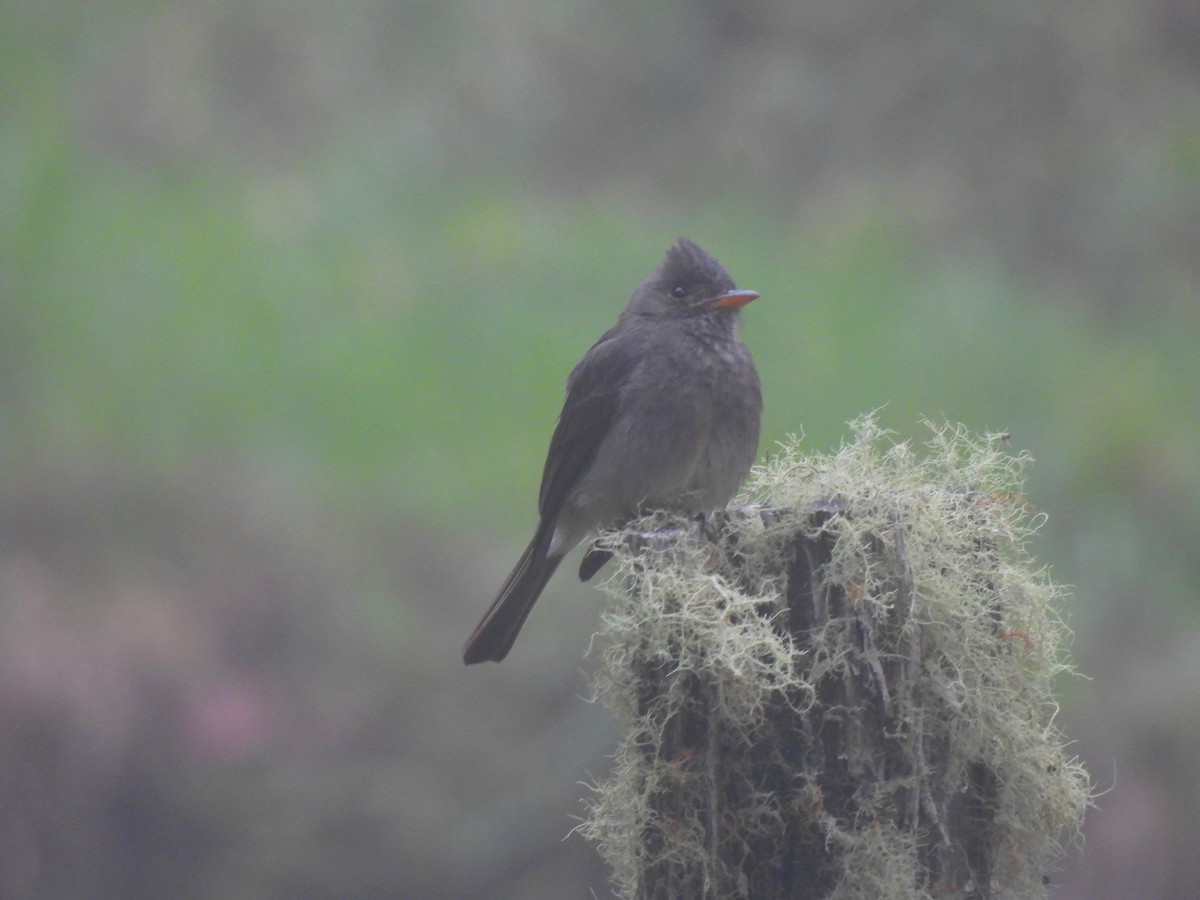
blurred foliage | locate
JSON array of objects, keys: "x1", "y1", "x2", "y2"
[{"x1": 1, "y1": 0, "x2": 1199, "y2": 898}]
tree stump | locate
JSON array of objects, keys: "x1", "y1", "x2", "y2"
[{"x1": 582, "y1": 424, "x2": 1089, "y2": 900}]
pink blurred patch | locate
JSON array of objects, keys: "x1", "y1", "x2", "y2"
[{"x1": 186, "y1": 679, "x2": 277, "y2": 764}]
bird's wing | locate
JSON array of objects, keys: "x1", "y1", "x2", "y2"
[{"x1": 537, "y1": 326, "x2": 643, "y2": 521}]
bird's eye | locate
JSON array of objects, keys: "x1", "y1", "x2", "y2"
[{"x1": 671, "y1": 285, "x2": 687, "y2": 298}]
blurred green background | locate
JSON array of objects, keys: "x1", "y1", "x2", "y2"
[{"x1": 2, "y1": 1, "x2": 1198, "y2": 897}]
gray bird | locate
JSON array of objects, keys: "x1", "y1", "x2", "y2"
[{"x1": 462, "y1": 238, "x2": 762, "y2": 664}]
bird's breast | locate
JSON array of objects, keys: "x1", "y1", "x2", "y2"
[{"x1": 563, "y1": 328, "x2": 760, "y2": 527}]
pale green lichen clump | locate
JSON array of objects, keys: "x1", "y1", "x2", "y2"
[{"x1": 582, "y1": 416, "x2": 1090, "y2": 900}]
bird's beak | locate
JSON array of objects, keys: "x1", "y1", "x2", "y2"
[{"x1": 701, "y1": 289, "x2": 760, "y2": 310}]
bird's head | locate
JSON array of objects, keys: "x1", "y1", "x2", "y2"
[{"x1": 626, "y1": 238, "x2": 759, "y2": 320}]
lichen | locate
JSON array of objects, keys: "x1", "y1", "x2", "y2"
[{"x1": 581, "y1": 416, "x2": 1090, "y2": 899}]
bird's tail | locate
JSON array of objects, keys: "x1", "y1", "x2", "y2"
[{"x1": 462, "y1": 526, "x2": 562, "y2": 664}]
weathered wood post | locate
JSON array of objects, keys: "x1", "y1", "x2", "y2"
[{"x1": 583, "y1": 422, "x2": 1088, "y2": 900}]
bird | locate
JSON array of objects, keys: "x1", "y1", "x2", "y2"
[{"x1": 462, "y1": 238, "x2": 762, "y2": 664}]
